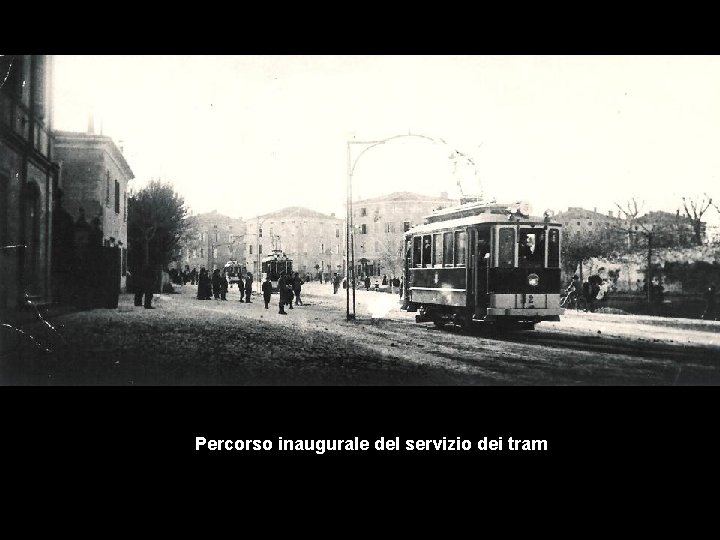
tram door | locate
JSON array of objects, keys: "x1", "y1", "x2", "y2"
[{"x1": 473, "y1": 227, "x2": 491, "y2": 312}]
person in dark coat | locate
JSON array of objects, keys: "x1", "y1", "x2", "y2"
[
  {"x1": 211, "y1": 269, "x2": 221, "y2": 299},
  {"x1": 191, "y1": 267, "x2": 197, "y2": 285},
  {"x1": 277, "y1": 271, "x2": 288, "y2": 314},
  {"x1": 220, "y1": 270, "x2": 229, "y2": 300},
  {"x1": 292, "y1": 272, "x2": 304, "y2": 305},
  {"x1": 142, "y1": 264, "x2": 155, "y2": 309},
  {"x1": 244, "y1": 272, "x2": 253, "y2": 303},
  {"x1": 262, "y1": 275, "x2": 273, "y2": 309},
  {"x1": 333, "y1": 273, "x2": 340, "y2": 294},
  {"x1": 702, "y1": 283, "x2": 717, "y2": 320},
  {"x1": 364, "y1": 276, "x2": 371, "y2": 291},
  {"x1": 197, "y1": 268, "x2": 210, "y2": 300}
]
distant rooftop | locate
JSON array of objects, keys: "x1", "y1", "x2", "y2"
[
  {"x1": 257, "y1": 206, "x2": 339, "y2": 220},
  {"x1": 355, "y1": 191, "x2": 452, "y2": 204}
]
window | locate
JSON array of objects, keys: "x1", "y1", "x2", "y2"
[
  {"x1": 200, "y1": 248, "x2": 204, "y2": 258},
  {"x1": 548, "y1": 229, "x2": 560, "y2": 268},
  {"x1": 498, "y1": 228, "x2": 515, "y2": 268},
  {"x1": 477, "y1": 230, "x2": 490, "y2": 265},
  {"x1": 360, "y1": 224, "x2": 367, "y2": 234},
  {"x1": 432, "y1": 234, "x2": 442, "y2": 266},
  {"x1": 403, "y1": 221, "x2": 411, "y2": 232},
  {"x1": 577, "y1": 221, "x2": 581, "y2": 226},
  {"x1": 213, "y1": 248, "x2": 218, "y2": 258},
  {"x1": 454, "y1": 230, "x2": 467, "y2": 267},
  {"x1": 249, "y1": 245, "x2": 253, "y2": 255},
  {"x1": 588, "y1": 222, "x2": 593, "y2": 226},
  {"x1": 443, "y1": 232, "x2": 454, "y2": 266},
  {"x1": 215, "y1": 231, "x2": 218, "y2": 242},
  {"x1": 336, "y1": 228, "x2": 340, "y2": 238},
  {"x1": 385, "y1": 222, "x2": 395, "y2": 234},
  {"x1": 412, "y1": 237, "x2": 422, "y2": 267},
  {"x1": 259, "y1": 227, "x2": 263, "y2": 238},
  {"x1": 105, "y1": 171, "x2": 110, "y2": 206},
  {"x1": 422, "y1": 235, "x2": 432, "y2": 267},
  {"x1": 259, "y1": 245, "x2": 263, "y2": 255},
  {"x1": 360, "y1": 208, "x2": 367, "y2": 217},
  {"x1": 114, "y1": 180, "x2": 120, "y2": 214}
]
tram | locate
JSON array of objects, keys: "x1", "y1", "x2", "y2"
[
  {"x1": 403, "y1": 201, "x2": 564, "y2": 330},
  {"x1": 223, "y1": 260, "x2": 246, "y2": 288},
  {"x1": 261, "y1": 249, "x2": 293, "y2": 293}
]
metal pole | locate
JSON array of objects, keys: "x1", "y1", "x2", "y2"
[{"x1": 346, "y1": 142, "x2": 352, "y2": 320}]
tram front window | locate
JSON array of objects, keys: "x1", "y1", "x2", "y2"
[{"x1": 519, "y1": 229, "x2": 544, "y2": 268}]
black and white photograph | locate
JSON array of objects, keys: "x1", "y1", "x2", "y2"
[{"x1": 2, "y1": 55, "x2": 720, "y2": 386}]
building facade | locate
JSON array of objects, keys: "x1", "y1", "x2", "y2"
[
  {"x1": 179, "y1": 210, "x2": 246, "y2": 273},
  {"x1": 553, "y1": 207, "x2": 620, "y2": 238},
  {"x1": 53, "y1": 129, "x2": 135, "y2": 290},
  {"x1": 350, "y1": 191, "x2": 457, "y2": 278},
  {"x1": 0, "y1": 55, "x2": 58, "y2": 310},
  {"x1": 246, "y1": 207, "x2": 344, "y2": 281}
]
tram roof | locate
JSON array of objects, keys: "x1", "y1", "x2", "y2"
[{"x1": 406, "y1": 213, "x2": 561, "y2": 235}]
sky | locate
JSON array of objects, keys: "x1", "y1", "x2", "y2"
[{"x1": 52, "y1": 55, "x2": 720, "y2": 225}]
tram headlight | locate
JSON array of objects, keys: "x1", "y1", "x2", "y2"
[{"x1": 528, "y1": 273, "x2": 539, "y2": 287}]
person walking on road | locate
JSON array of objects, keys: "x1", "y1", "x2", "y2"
[
  {"x1": 211, "y1": 269, "x2": 221, "y2": 300},
  {"x1": 278, "y1": 271, "x2": 288, "y2": 314},
  {"x1": 262, "y1": 275, "x2": 273, "y2": 309},
  {"x1": 220, "y1": 270, "x2": 229, "y2": 301},
  {"x1": 142, "y1": 264, "x2": 155, "y2": 309},
  {"x1": 244, "y1": 272, "x2": 253, "y2": 303},
  {"x1": 292, "y1": 272, "x2": 304, "y2": 305}
]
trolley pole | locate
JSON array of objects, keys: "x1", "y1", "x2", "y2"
[{"x1": 346, "y1": 142, "x2": 353, "y2": 320}]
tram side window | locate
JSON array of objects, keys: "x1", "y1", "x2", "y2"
[
  {"x1": 498, "y1": 228, "x2": 515, "y2": 268},
  {"x1": 477, "y1": 229, "x2": 490, "y2": 265},
  {"x1": 443, "y1": 232, "x2": 453, "y2": 266},
  {"x1": 454, "y1": 230, "x2": 467, "y2": 267},
  {"x1": 422, "y1": 235, "x2": 432, "y2": 267},
  {"x1": 432, "y1": 234, "x2": 442, "y2": 266},
  {"x1": 548, "y1": 228, "x2": 560, "y2": 268},
  {"x1": 413, "y1": 237, "x2": 422, "y2": 267}
]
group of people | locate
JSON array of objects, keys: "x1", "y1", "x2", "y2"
[
  {"x1": 196, "y1": 268, "x2": 253, "y2": 303},
  {"x1": 273, "y1": 271, "x2": 304, "y2": 314},
  {"x1": 566, "y1": 274, "x2": 610, "y2": 313}
]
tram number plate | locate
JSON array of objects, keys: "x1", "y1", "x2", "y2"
[{"x1": 518, "y1": 294, "x2": 546, "y2": 309}]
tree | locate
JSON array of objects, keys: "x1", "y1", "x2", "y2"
[
  {"x1": 377, "y1": 236, "x2": 404, "y2": 279},
  {"x1": 561, "y1": 224, "x2": 625, "y2": 284},
  {"x1": 128, "y1": 180, "x2": 188, "y2": 270},
  {"x1": 681, "y1": 194, "x2": 712, "y2": 245}
]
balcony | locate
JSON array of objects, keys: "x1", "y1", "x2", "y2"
[{"x1": 0, "y1": 92, "x2": 51, "y2": 159}]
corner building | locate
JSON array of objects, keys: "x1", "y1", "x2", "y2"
[{"x1": 0, "y1": 55, "x2": 58, "y2": 310}]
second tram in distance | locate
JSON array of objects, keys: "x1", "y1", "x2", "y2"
[
  {"x1": 403, "y1": 201, "x2": 564, "y2": 330},
  {"x1": 261, "y1": 249, "x2": 293, "y2": 293}
]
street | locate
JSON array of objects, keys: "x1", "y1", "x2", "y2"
[{"x1": 2, "y1": 281, "x2": 720, "y2": 385}]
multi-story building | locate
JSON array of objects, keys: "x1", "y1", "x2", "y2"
[
  {"x1": 553, "y1": 207, "x2": 620, "y2": 238},
  {"x1": 0, "y1": 55, "x2": 59, "y2": 310},
  {"x1": 246, "y1": 207, "x2": 344, "y2": 280},
  {"x1": 350, "y1": 191, "x2": 457, "y2": 278},
  {"x1": 53, "y1": 128, "x2": 134, "y2": 290},
  {"x1": 179, "y1": 210, "x2": 246, "y2": 272}
]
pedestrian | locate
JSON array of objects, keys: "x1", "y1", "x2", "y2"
[
  {"x1": 220, "y1": 270, "x2": 229, "y2": 300},
  {"x1": 262, "y1": 275, "x2": 273, "y2": 309},
  {"x1": 364, "y1": 275, "x2": 370, "y2": 291},
  {"x1": 142, "y1": 264, "x2": 155, "y2": 309},
  {"x1": 382, "y1": 274, "x2": 388, "y2": 286},
  {"x1": 292, "y1": 272, "x2": 304, "y2": 305},
  {"x1": 333, "y1": 273, "x2": 340, "y2": 294},
  {"x1": 197, "y1": 268, "x2": 210, "y2": 300},
  {"x1": 244, "y1": 272, "x2": 253, "y2": 303},
  {"x1": 702, "y1": 283, "x2": 717, "y2": 320},
  {"x1": 133, "y1": 267, "x2": 144, "y2": 307},
  {"x1": 212, "y1": 269, "x2": 221, "y2": 299},
  {"x1": 191, "y1": 267, "x2": 197, "y2": 285},
  {"x1": 278, "y1": 271, "x2": 288, "y2": 314}
]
